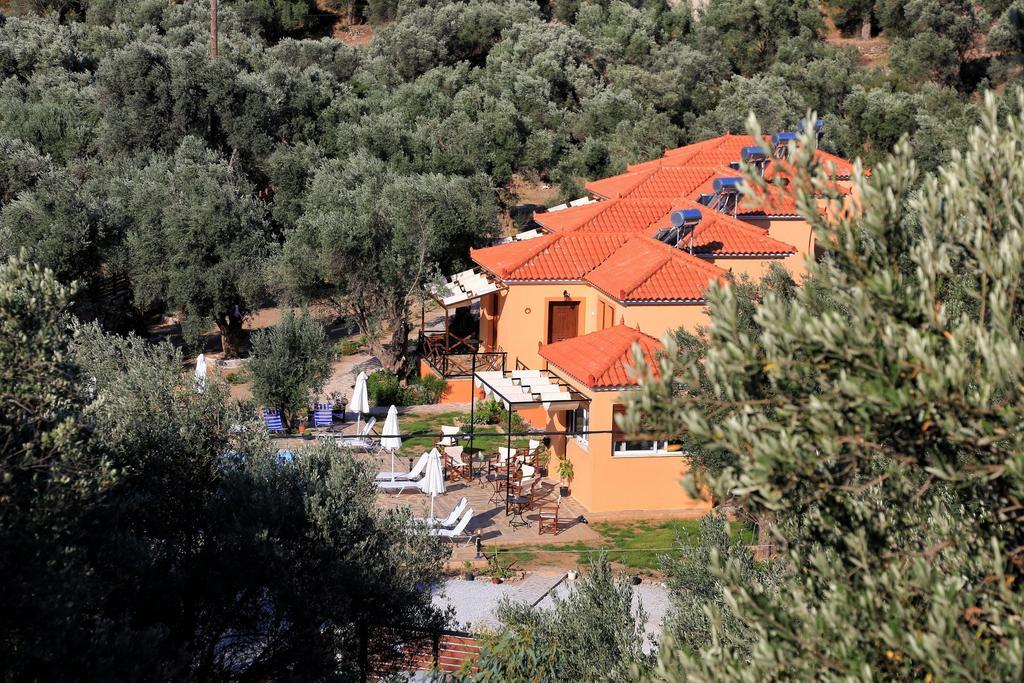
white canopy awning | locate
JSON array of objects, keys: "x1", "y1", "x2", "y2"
[
  {"x1": 430, "y1": 268, "x2": 505, "y2": 308},
  {"x1": 474, "y1": 370, "x2": 587, "y2": 411}
]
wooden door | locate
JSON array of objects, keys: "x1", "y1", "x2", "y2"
[{"x1": 547, "y1": 302, "x2": 579, "y2": 343}]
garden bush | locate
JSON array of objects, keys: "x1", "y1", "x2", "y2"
[
  {"x1": 473, "y1": 398, "x2": 528, "y2": 433},
  {"x1": 247, "y1": 310, "x2": 332, "y2": 426},
  {"x1": 366, "y1": 369, "x2": 403, "y2": 406},
  {"x1": 335, "y1": 337, "x2": 363, "y2": 356},
  {"x1": 367, "y1": 369, "x2": 447, "y2": 406}
]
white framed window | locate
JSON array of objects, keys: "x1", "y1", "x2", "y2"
[
  {"x1": 611, "y1": 404, "x2": 681, "y2": 456},
  {"x1": 566, "y1": 406, "x2": 589, "y2": 446}
]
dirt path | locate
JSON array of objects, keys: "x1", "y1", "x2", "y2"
[
  {"x1": 822, "y1": 12, "x2": 890, "y2": 68},
  {"x1": 315, "y1": 0, "x2": 376, "y2": 45}
]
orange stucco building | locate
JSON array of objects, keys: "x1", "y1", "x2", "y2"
[{"x1": 419, "y1": 132, "x2": 858, "y2": 516}]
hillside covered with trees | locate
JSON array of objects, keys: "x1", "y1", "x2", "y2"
[
  {"x1": 3, "y1": 1, "x2": 1024, "y2": 680},
  {"x1": 1, "y1": 0, "x2": 1019, "y2": 366}
]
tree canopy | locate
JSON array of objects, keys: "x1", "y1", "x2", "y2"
[
  {"x1": 0, "y1": 0, "x2": 1016, "y2": 365},
  {"x1": 0, "y1": 253, "x2": 448, "y2": 679},
  {"x1": 623, "y1": 94, "x2": 1024, "y2": 679}
]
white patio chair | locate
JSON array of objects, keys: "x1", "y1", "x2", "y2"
[
  {"x1": 520, "y1": 463, "x2": 536, "y2": 484},
  {"x1": 497, "y1": 446, "x2": 517, "y2": 466},
  {"x1": 444, "y1": 446, "x2": 472, "y2": 481},
  {"x1": 335, "y1": 416, "x2": 378, "y2": 451},
  {"x1": 375, "y1": 477, "x2": 420, "y2": 494},
  {"x1": 438, "y1": 425, "x2": 461, "y2": 447}
]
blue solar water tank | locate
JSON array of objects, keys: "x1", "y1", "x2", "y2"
[
  {"x1": 741, "y1": 146, "x2": 768, "y2": 162},
  {"x1": 712, "y1": 177, "x2": 743, "y2": 194},
  {"x1": 772, "y1": 131, "x2": 799, "y2": 146},
  {"x1": 799, "y1": 119, "x2": 824, "y2": 134},
  {"x1": 670, "y1": 208, "x2": 702, "y2": 227}
]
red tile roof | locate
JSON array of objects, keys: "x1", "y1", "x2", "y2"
[
  {"x1": 584, "y1": 169, "x2": 657, "y2": 200},
  {"x1": 540, "y1": 325, "x2": 663, "y2": 389},
  {"x1": 648, "y1": 200, "x2": 797, "y2": 256},
  {"x1": 632, "y1": 133, "x2": 858, "y2": 179},
  {"x1": 470, "y1": 233, "x2": 631, "y2": 280},
  {"x1": 533, "y1": 195, "x2": 796, "y2": 256},
  {"x1": 585, "y1": 237, "x2": 725, "y2": 302},
  {"x1": 535, "y1": 198, "x2": 673, "y2": 234},
  {"x1": 585, "y1": 166, "x2": 720, "y2": 201}
]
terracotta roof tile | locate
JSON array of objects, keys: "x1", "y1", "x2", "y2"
[
  {"x1": 648, "y1": 200, "x2": 797, "y2": 256},
  {"x1": 632, "y1": 134, "x2": 858, "y2": 179},
  {"x1": 585, "y1": 237, "x2": 725, "y2": 302},
  {"x1": 540, "y1": 325, "x2": 663, "y2": 389},
  {"x1": 584, "y1": 169, "x2": 657, "y2": 199},
  {"x1": 535, "y1": 198, "x2": 673, "y2": 234},
  {"x1": 470, "y1": 233, "x2": 630, "y2": 280}
]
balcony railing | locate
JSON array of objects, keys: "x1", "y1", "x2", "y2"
[{"x1": 419, "y1": 330, "x2": 506, "y2": 378}]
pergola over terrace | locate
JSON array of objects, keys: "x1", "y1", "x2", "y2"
[
  {"x1": 471, "y1": 368, "x2": 590, "y2": 514},
  {"x1": 420, "y1": 268, "x2": 507, "y2": 378}
]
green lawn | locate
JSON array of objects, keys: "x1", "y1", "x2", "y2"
[
  {"x1": 398, "y1": 411, "x2": 530, "y2": 453},
  {"x1": 485, "y1": 519, "x2": 756, "y2": 573}
]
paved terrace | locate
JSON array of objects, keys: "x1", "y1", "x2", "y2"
[
  {"x1": 373, "y1": 467, "x2": 599, "y2": 548},
  {"x1": 274, "y1": 413, "x2": 602, "y2": 549}
]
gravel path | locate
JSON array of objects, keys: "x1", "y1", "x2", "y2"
[{"x1": 432, "y1": 573, "x2": 671, "y2": 652}]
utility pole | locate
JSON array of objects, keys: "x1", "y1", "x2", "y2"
[{"x1": 209, "y1": 0, "x2": 218, "y2": 61}]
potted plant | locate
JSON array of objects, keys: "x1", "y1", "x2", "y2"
[
  {"x1": 534, "y1": 443, "x2": 551, "y2": 477},
  {"x1": 463, "y1": 561, "x2": 475, "y2": 582},
  {"x1": 329, "y1": 391, "x2": 347, "y2": 421},
  {"x1": 558, "y1": 456, "x2": 574, "y2": 497}
]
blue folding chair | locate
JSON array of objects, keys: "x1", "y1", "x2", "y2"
[
  {"x1": 263, "y1": 408, "x2": 286, "y2": 434},
  {"x1": 313, "y1": 403, "x2": 334, "y2": 429}
]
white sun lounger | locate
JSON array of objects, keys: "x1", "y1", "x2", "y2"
[
  {"x1": 431, "y1": 508, "x2": 474, "y2": 545},
  {"x1": 376, "y1": 451, "x2": 429, "y2": 481},
  {"x1": 376, "y1": 478, "x2": 420, "y2": 494},
  {"x1": 413, "y1": 497, "x2": 468, "y2": 528},
  {"x1": 333, "y1": 417, "x2": 379, "y2": 452}
]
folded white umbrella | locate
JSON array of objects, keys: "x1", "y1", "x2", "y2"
[
  {"x1": 350, "y1": 370, "x2": 370, "y2": 432},
  {"x1": 381, "y1": 405, "x2": 402, "y2": 479},
  {"x1": 194, "y1": 354, "x2": 207, "y2": 394},
  {"x1": 418, "y1": 448, "x2": 446, "y2": 522}
]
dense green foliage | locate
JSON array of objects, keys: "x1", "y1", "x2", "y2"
[
  {"x1": 623, "y1": 97, "x2": 1024, "y2": 678},
  {"x1": 0, "y1": 254, "x2": 448, "y2": 678},
  {"x1": 279, "y1": 153, "x2": 498, "y2": 373},
  {"x1": 659, "y1": 514, "x2": 784, "y2": 659},
  {"x1": 0, "y1": 0, "x2": 1016, "y2": 369},
  {"x1": 470, "y1": 556, "x2": 654, "y2": 681},
  {"x1": 366, "y1": 368, "x2": 447, "y2": 405},
  {"x1": 247, "y1": 308, "x2": 333, "y2": 423}
]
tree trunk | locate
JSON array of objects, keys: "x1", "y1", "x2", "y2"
[
  {"x1": 218, "y1": 310, "x2": 248, "y2": 359},
  {"x1": 754, "y1": 512, "x2": 776, "y2": 561},
  {"x1": 860, "y1": 16, "x2": 871, "y2": 41},
  {"x1": 363, "y1": 316, "x2": 411, "y2": 378}
]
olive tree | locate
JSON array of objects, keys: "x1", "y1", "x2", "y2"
[
  {"x1": 247, "y1": 309, "x2": 333, "y2": 426},
  {"x1": 628, "y1": 97, "x2": 1024, "y2": 679},
  {"x1": 280, "y1": 152, "x2": 498, "y2": 376},
  {"x1": 1, "y1": 254, "x2": 450, "y2": 677},
  {"x1": 125, "y1": 137, "x2": 274, "y2": 356}
]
